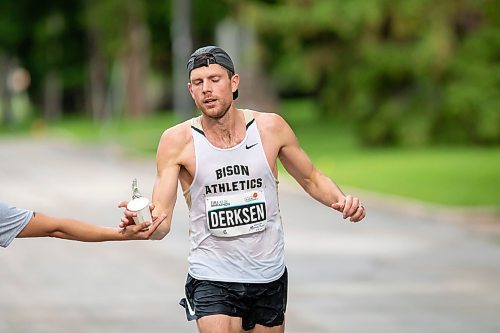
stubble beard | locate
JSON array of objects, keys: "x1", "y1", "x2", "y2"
[{"x1": 200, "y1": 99, "x2": 232, "y2": 121}]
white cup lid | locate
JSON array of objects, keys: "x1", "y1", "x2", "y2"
[{"x1": 127, "y1": 197, "x2": 150, "y2": 211}]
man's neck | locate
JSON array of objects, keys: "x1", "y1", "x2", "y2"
[{"x1": 202, "y1": 107, "x2": 245, "y2": 148}]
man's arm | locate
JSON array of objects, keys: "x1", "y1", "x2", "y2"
[
  {"x1": 270, "y1": 114, "x2": 365, "y2": 222},
  {"x1": 148, "y1": 125, "x2": 186, "y2": 239},
  {"x1": 17, "y1": 212, "x2": 164, "y2": 241},
  {"x1": 119, "y1": 125, "x2": 188, "y2": 239}
]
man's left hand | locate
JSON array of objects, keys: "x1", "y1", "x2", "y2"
[{"x1": 331, "y1": 195, "x2": 366, "y2": 222}]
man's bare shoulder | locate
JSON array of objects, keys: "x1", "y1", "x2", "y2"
[
  {"x1": 252, "y1": 111, "x2": 297, "y2": 150},
  {"x1": 159, "y1": 120, "x2": 191, "y2": 144},
  {"x1": 252, "y1": 111, "x2": 288, "y2": 132},
  {"x1": 157, "y1": 119, "x2": 193, "y2": 158}
]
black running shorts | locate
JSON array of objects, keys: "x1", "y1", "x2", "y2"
[{"x1": 179, "y1": 268, "x2": 288, "y2": 331}]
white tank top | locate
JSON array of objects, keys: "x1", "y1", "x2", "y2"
[{"x1": 185, "y1": 109, "x2": 285, "y2": 283}]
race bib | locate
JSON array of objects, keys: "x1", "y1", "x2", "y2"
[{"x1": 205, "y1": 189, "x2": 267, "y2": 237}]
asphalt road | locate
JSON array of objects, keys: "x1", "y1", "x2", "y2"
[{"x1": 1, "y1": 137, "x2": 499, "y2": 333}]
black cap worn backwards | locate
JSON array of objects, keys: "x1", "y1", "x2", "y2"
[{"x1": 187, "y1": 46, "x2": 238, "y2": 100}]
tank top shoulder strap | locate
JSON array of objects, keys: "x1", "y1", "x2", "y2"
[
  {"x1": 191, "y1": 116, "x2": 204, "y2": 135},
  {"x1": 190, "y1": 110, "x2": 254, "y2": 133},
  {"x1": 242, "y1": 109, "x2": 254, "y2": 125}
]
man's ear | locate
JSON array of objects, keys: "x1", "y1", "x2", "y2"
[
  {"x1": 187, "y1": 82, "x2": 194, "y2": 99},
  {"x1": 231, "y1": 74, "x2": 240, "y2": 93}
]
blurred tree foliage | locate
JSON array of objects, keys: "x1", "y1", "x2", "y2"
[
  {"x1": 0, "y1": 0, "x2": 85, "y2": 120},
  {"x1": 0, "y1": 0, "x2": 228, "y2": 121},
  {"x1": 0, "y1": 0, "x2": 498, "y2": 146},
  {"x1": 246, "y1": 0, "x2": 499, "y2": 146}
]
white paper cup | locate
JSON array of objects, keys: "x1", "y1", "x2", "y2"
[{"x1": 126, "y1": 197, "x2": 152, "y2": 224}]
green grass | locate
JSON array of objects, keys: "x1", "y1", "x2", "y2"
[
  {"x1": 280, "y1": 99, "x2": 500, "y2": 208},
  {"x1": 2, "y1": 103, "x2": 499, "y2": 208},
  {"x1": 312, "y1": 147, "x2": 500, "y2": 207},
  {"x1": 2, "y1": 113, "x2": 180, "y2": 156}
]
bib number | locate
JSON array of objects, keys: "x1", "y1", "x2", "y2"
[{"x1": 205, "y1": 190, "x2": 267, "y2": 237}]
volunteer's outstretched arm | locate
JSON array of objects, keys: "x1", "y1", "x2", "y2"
[{"x1": 18, "y1": 211, "x2": 165, "y2": 241}]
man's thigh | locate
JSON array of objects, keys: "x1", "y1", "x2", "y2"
[
  {"x1": 249, "y1": 322, "x2": 285, "y2": 333},
  {"x1": 196, "y1": 315, "x2": 285, "y2": 333},
  {"x1": 197, "y1": 314, "x2": 243, "y2": 333}
]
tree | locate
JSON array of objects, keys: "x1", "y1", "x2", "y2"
[
  {"x1": 247, "y1": 0, "x2": 499, "y2": 146},
  {"x1": 84, "y1": 0, "x2": 151, "y2": 120},
  {"x1": 171, "y1": 0, "x2": 193, "y2": 120}
]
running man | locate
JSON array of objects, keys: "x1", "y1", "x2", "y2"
[
  {"x1": 1, "y1": 200, "x2": 165, "y2": 248},
  {"x1": 120, "y1": 46, "x2": 366, "y2": 333}
]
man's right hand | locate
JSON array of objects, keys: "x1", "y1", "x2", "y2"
[{"x1": 117, "y1": 200, "x2": 156, "y2": 228}]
